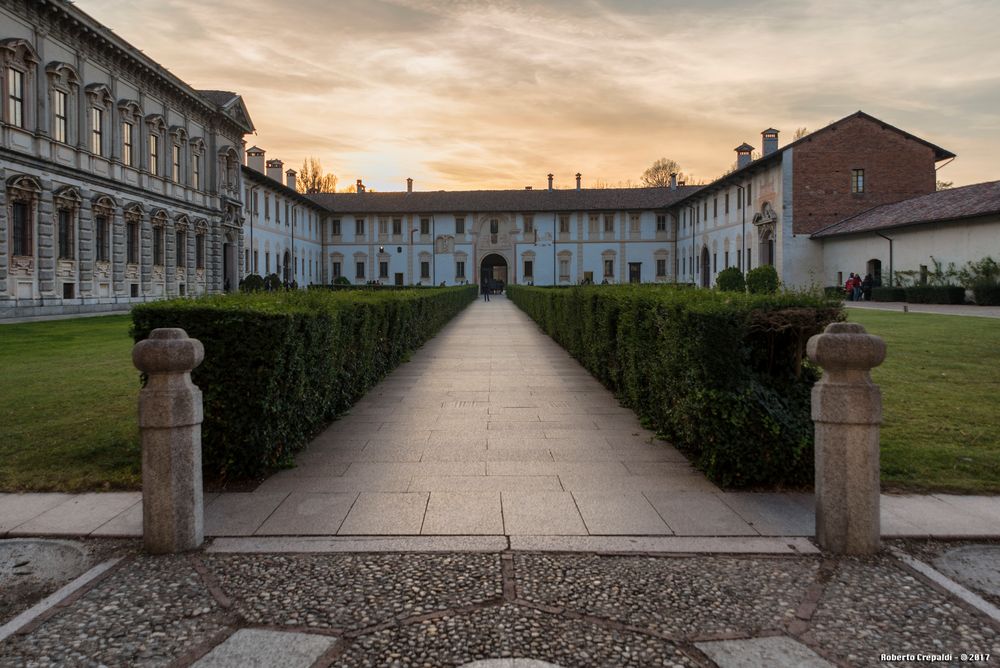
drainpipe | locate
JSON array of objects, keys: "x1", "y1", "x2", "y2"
[{"x1": 876, "y1": 232, "x2": 893, "y2": 286}]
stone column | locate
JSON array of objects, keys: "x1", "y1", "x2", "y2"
[
  {"x1": 132, "y1": 328, "x2": 205, "y2": 554},
  {"x1": 807, "y1": 322, "x2": 886, "y2": 555}
]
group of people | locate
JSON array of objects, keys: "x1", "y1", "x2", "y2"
[
  {"x1": 480, "y1": 279, "x2": 504, "y2": 301},
  {"x1": 844, "y1": 272, "x2": 875, "y2": 301}
]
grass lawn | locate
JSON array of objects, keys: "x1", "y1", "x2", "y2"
[
  {"x1": 846, "y1": 308, "x2": 1000, "y2": 494},
  {"x1": 0, "y1": 315, "x2": 140, "y2": 492}
]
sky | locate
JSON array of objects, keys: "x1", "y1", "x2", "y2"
[{"x1": 81, "y1": 0, "x2": 1000, "y2": 192}]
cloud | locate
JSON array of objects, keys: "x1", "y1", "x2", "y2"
[{"x1": 79, "y1": 0, "x2": 1000, "y2": 189}]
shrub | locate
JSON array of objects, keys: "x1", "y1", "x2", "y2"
[
  {"x1": 240, "y1": 274, "x2": 265, "y2": 293},
  {"x1": 131, "y1": 286, "x2": 477, "y2": 480},
  {"x1": 263, "y1": 273, "x2": 282, "y2": 291},
  {"x1": 904, "y1": 286, "x2": 965, "y2": 304},
  {"x1": 506, "y1": 285, "x2": 842, "y2": 488},
  {"x1": 333, "y1": 276, "x2": 351, "y2": 286},
  {"x1": 973, "y1": 281, "x2": 1000, "y2": 306},
  {"x1": 746, "y1": 265, "x2": 779, "y2": 294},
  {"x1": 872, "y1": 286, "x2": 906, "y2": 302},
  {"x1": 823, "y1": 286, "x2": 845, "y2": 299},
  {"x1": 715, "y1": 267, "x2": 745, "y2": 292}
]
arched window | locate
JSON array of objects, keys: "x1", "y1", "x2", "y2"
[
  {"x1": 217, "y1": 146, "x2": 240, "y2": 195},
  {"x1": 84, "y1": 84, "x2": 113, "y2": 157},
  {"x1": 145, "y1": 114, "x2": 167, "y2": 176},
  {"x1": 7, "y1": 175, "x2": 41, "y2": 261},
  {"x1": 124, "y1": 203, "x2": 143, "y2": 267},
  {"x1": 189, "y1": 137, "x2": 205, "y2": 190},
  {"x1": 53, "y1": 186, "x2": 82, "y2": 261},
  {"x1": 92, "y1": 195, "x2": 116, "y2": 263},
  {"x1": 45, "y1": 62, "x2": 79, "y2": 144},
  {"x1": 151, "y1": 209, "x2": 168, "y2": 266},
  {"x1": 175, "y1": 215, "x2": 190, "y2": 269},
  {"x1": 169, "y1": 126, "x2": 188, "y2": 184},
  {"x1": 0, "y1": 39, "x2": 39, "y2": 130},
  {"x1": 194, "y1": 220, "x2": 208, "y2": 271}
]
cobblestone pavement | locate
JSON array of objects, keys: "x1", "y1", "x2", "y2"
[{"x1": 1, "y1": 540, "x2": 998, "y2": 667}]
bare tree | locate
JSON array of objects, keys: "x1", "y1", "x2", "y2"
[
  {"x1": 297, "y1": 157, "x2": 338, "y2": 194},
  {"x1": 641, "y1": 157, "x2": 682, "y2": 187},
  {"x1": 936, "y1": 180, "x2": 954, "y2": 190},
  {"x1": 793, "y1": 127, "x2": 809, "y2": 140}
]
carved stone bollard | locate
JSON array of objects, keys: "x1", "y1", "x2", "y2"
[
  {"x1": 132, "y1": 328, "x2": 205, "y2": 554},
  {"x1": 807, "y1": 322, "x2": 886, "y2": 554}
]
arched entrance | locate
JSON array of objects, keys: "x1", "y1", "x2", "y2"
[
  {"x1": 867, "y1": 258, "x2": 882, "y2": 286},
  {"x1": 700, "y1": 246, "x2": 710, "y2": 288},
  {"x1": 480, "y1": 253, "x2": 508, "y2": 287}
]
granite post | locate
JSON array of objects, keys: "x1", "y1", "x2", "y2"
[
  {"x1": 132, "y1": 328, "x2": 205, "y2": 553},
  {"x1": 807, "y1": 322, "x2": 886, "y2": 554}
]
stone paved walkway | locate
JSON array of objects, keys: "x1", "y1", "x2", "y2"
[
  {"x1": 846, "y1": 301, "x2": 1000, "y2": 318},
  {"x1": 2, "y1": 295, "x2": 1000, "y2": 543}
]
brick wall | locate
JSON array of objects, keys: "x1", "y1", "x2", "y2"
[{"x1": 792, "y1": 115, "x2": 938, "y2": 235}]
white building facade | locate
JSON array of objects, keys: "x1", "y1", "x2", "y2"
[{"x1": 0, "y1": 0, "x2": 253, "y2": 318}]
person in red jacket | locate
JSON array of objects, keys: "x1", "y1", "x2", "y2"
[
  {"x1": 852, "y1": 273, "x2": 863, "y2": 301},
  {"x1": 845, "y1": 273, "x2": 856, "y2": 301}
]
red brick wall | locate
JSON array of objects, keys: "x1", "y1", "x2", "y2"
[{"x1": 792, "y1": 115, "x2": 938, "y2": 235}]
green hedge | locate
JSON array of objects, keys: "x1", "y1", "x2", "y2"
[
  {"x1": 507, "y1": 284, "x2": 842, "y2": 488},
  {"x1": 131, "y1": 286, "x2": 477, "y2": 479},
  {"x1": 973, "y1": 282, "x2": 1000, "y2": 306},
  {"x1": 904, "y1": 286, "x2": 965, "y2": 304},
  {"x1": 872, "y1": 287, "x2": 906, "y2": 302}
]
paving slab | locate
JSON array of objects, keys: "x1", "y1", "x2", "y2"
[
  {"x1": 509, "y1": 535, "x2": 821, "y2": 554},
  {"x1": 695, "y1": 635, "x2": 834, "y2": 667},
  {"x1": 644, "y1": 492, "x2": 758, "y2": 536},
  {"x1": 422, "y1": 492, "x2": 504, "y2": 535},
  {"x1": 719, "y1": 493, "x2": 814, "y2": 536},
  {"x1": 204, "y1": 493, "x2": 289, "y2": 536},
  {"x1": 207, "y1": 535, "x2": 508, "y2": 553},
  {"x1": 881, "y1": 494, "x2": 1000, "y2": 536},
  {"x1": 9, "y1": 493, "x2": 141, "y2": 536},
  {"x1": 409, "y1": 475, "x2": 562, "y2": 492},
  {"x1": 192, "y1": 629, "x2": 336, "y2": 668},
  {"x1": 0, "y1": 493, "x2": 75, "y2": 534},
  {"x1": 255, "y1": 492, "x2": 358, "y2": 535},
  {"x1": 572, "y1": 492, "x2": 672, "y2": 535},
  {"x1": 501, "y1": 492, "x2": 588, "y2": 536},
  {"x1": 338, "y1": 492, "x2": 429, "y2": 535}
]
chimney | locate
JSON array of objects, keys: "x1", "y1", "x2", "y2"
[
  {"x1": 285, "y1": 169, "x2": 297, "y2": 192},
  {"x1": 247, "y1": 146, "x2": 265, "y2": 173},
  {"x1": 575, "y1": 173, "x2": 581, "y2": 190},
  {"x1": 356, "y1": 179, "x2": 365, "y2": 193},
  {"x1": 525, "y1": 186, "x2": 532, "y2": 190},
  {"x1": 761, "y1": 128, "x2": 779, "y2": 156},
  {"x1": 547, "y1": 173, "x2": 554, "y2": 190},
  {"x1": 735, "y1": 143, "x2": 754, "y2": 170},
  {"x1": 669, "y1": 172, "x2": 677, "y2": 190},
  {"x1": 406, "y1": 177, "x2": 413, "y2": 193},
  {"x1": 266, "y1": 158, "x2": 284, "y2": 183}
]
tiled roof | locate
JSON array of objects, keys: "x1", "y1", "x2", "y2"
[
  {"x1": 811, "y1": 180, "x2": 1000, "y2": 238},
  {"x1": 241, "y1": 165, "x2": 326, "y2": 211},
  {"x1": 306, "y1": 185, "x2": 700, "y2": 214}
]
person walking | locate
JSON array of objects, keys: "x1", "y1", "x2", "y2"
[
  {"x1": 845, "y1": 273, "x2": 855, "y2": 301},
  {"x1": 481, "y1": 278, "x2": 490, "y2": 302},
  {"x1": 861, "y1": 273, "x2": 874, "y2": 301},
  {"x1": 852, "y1": 273, "x2": 863, "y2": 301}
]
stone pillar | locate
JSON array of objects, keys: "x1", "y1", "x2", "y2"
[
  {"x1": 132, "y1": 328, "x2": 205, "y2": 554},
  {"x1": 807, "y1": 322, "x2": 886, "y2": 555}
]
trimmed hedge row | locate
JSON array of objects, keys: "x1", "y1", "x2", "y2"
[
  {"x1": 871, "y1": 286, "x2": 967, "y2": 304},
  {"x1": 131, "y1": 286, "x2": 477, "y2": 479},
  {"x1": 973, "y1": 283, "x2": 1000, "y2": 305},
  {"x1": 507, "y1": 285, "x2": 842, "y2": 488}
]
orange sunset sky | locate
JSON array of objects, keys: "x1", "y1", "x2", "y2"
[{"x1": 81, "y1": 0, "x2": 999, "y2": 192}]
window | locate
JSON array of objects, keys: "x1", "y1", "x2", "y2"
[
  {"x1": 356, "y1": 261, "x2": 365, "y2": 279},
  {"x1": 713, "y1": 198, "x2": 718, "y2": 218},
  {"x1": 378, "y1": 218, "x2": 388, "y2": 236},
  {"x1": 737, "y1": 249, "x2": 742, "y2": 270},
  {"x1": 122, "y1": 122, "x2": 134, "y2": 166},
  {"x1": 523, "y1": 215, "x2": 533, "y2": 234},
  {"x1": 559, "y1": 259, "x2": 570, "y2": 280},
  {"x1": 53, "y1": 90, "x2": 67, "y2": 143},
  {"x1": 176, "y1": 231, "x2": 186, "y2": 267},
  {"x1": 559, "y1": 215, "x2": 570, "y2": 234},
  {"x1": 603, "y1": 215, "x2": 614, "y2": 234},
  {"x1": 737, "y1": 188, "x2": 742, "y2": 209},
  {"x1": 725, "y1": 193, "x2": 730, "y2": 214},
  {"x1": 265, "y1": 194, "x2": 270, "y2": 220},
  {"x1": 456, "y1": 260, "x2": 465, "y2": 278},
  {"x1": 419, "y1": 218, "x2": 429, "y2": 235},
  {"x1": 656, "y1": 215, "x2": 667, "y2": 232},
  {"x1": 153, "y1": 226, "x2": 164, "y2": 265},
  {"x1": 747, "y1": 183, "x2": 752, "y2": 203},
  {"x1": 191, "y1": 153, "x2": 200, "y2": 189},
  {"x1": 491, "y1": 219, "x2": 500, "y2": 234},
  {"x1": 524, "y1": 260, "x2": 533, "y2": 277},
  {"x1": 7, "y1": 68, "x2": 24, "y2": 128},
  {"x1": 11, "y1": 201, "x2": 30, "y2": 255},
  {"x1": 149, "y1": 134, "x2": 159, "y2": 176},
  {"x1": 713, "y1": 253, "x2": 717, "y2": 273},
  {"x1": 95, "y1": 215, "x2": 109, "y2": 262},
  {"x1": 127, "y1": 221, "x2": 139, "y2": 264},
  {"x1": 332, "y1": 261, "x2": 341, "y2": 278},
  {"x1": 455, "y1": 217, "x2": 465, "y2": 234},
  {"x1": 656, "y1": 258, "x2": 666, "y2": 277},
  {"x1": 252, "y1": 192, "x2": 259, "y2": 216},
  {"x1": 395, "y1": 218, "x2": 404, "y2": 236},
  {"x1": 703, "y1": 201, "x2": 708, "y2": 219},
  {"x1": 286, "y1": 203, "x2": 291, "y2": 226},
  {"x1": 604, "y1": 259, "x2": 614, "y2": 277},
  {"x1": 629, "y1": 214, "x2": 640, "y2": 235},
  {"x1": 420, "y1": 261, "x2": 430, "y2": 279},
  {"x1": 851, "y1": 169, "x2": 865, "y2": 193},
  {"x1": 90, "y1": 108, "x2": 104, "y2": 155},
  {"x1": 253, "y1": 250, "x2": 258, "y2": 273},
  {"x1": 328, "y1": 219, "x2": 339, "y2": 236},
  {"x1": 58, "y1": 209, "x2": 73, "y2": 260},
  {"x1": 172, "y1": 145, "x2": 181, "y2": 182},
  {"x1": 724, "y1": 251, "x2": 729, "y2": 268},
  {"x1": 355, "y1": 219, "x2": 365, "y2": 236},
  {"x1": 379, "y1": 261, "x2": 389, "y2": 279}
]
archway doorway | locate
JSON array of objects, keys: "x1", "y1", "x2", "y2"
[
  {"x1": 700, "y1": 247, "x2": 710, "y2": 288},
  {"x1": 480, "y1": 253, "x2": 508, "y2": 287},
  {"x1": 283, "y1": 251, "x2": 291, "y2": 283},
  {"x1": 867, "y1": 258, "x2": 882, "y2": 286}
]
